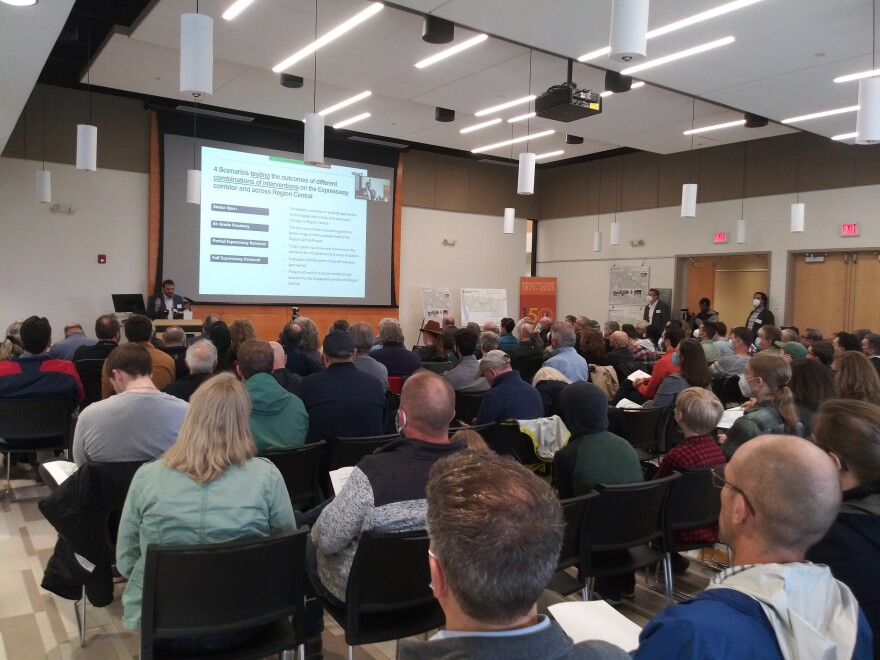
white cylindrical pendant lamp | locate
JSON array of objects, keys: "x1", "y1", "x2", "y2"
[
  {"x1": 180, "y1": 13, "x2": 214, "y2": 97},
  {"x1": 610, "y1": 221, "x2": 621, "y2": 245},
  {"x1": 517, "y1": 152, "x2": 536, "y2": 195},
  {"x1": 36, "y1": 170, "x2": 51, "y2": 204},
  {"x1": 790, "y1": 202, "x2": 805, "y2": 232},
  {"x1": 609, "y1": 0, "x2": 649, "y2": 63},
  {"x1": 186, "y1": 169, "x2": 201, "y2": 204},
  {"x1": 681, "y1": 183, "x2": 698, "y2": 217},
  {"x1": 304, "y1": 113, "x2": 325, "y2": 165},
  {"x1": 856, "y1": 77, "x2": 880, "y2": 144},
  {"x1": 503, "y1": 208, "x2": 515, "y2": 234},
  {"x1": 76, "y1": 124, "x2": 97, "y2": 171},
  {"x1": 593, "y1": 230, "x2": 603, "y2": 252},
  {"x1": 736, "y1": 218, "x2": 747, "y2": 244}
]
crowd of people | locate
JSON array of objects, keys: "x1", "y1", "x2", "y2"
[{"x1": 1, "y1": 295, "x2": 878, "y2": 657}]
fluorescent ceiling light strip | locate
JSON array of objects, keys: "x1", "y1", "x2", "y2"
[
  {"x1": 273, "y1": 2, "x2": 383, "y2": 73},
  {"x1": 683, "y1": 119, "x2": 745, "y2": 134},
  {"x1": 834, "y1": 69, "x2": 880, "y2": 83},
  {"x1": 832, "y1": 131, "x2": 858, "y2": 141},
  {"x1": 631, "y1": 81, "x2": 645, "y2": 89},
  {"x1": 333, "y1": 112, "x2": 371, "y2": 129},
  {"x1": 414, "y1": 33, "x2": 488, "y2": 69},
  {"x1": 507, "y1": 112, "x2": 536, "y2": 123},
  {"x1": 535, "y1": 150, "x2": 564, "y2": 159},
  {"x1": 577, "y1": 0, "x2": 760, "y2": 61},
  {"x1": 475, "y1": 95, "x2": 536, "y2": 117},
  {"x1": 600, "y1": 91, "x2": 614, "y2": 98},
  {"x1": 472, "y1": 129, "x2": 555, "y2": 154},
  {"x1": 459, "y1": 118, "x2": 502, "y2": 134},
  {"x1": 621, "y1": 36, "x2": 735, "y2": 75},
  {"x1": 781, "y1": 105, "x2": 858, "y2": 124},
  {"x1": 222, "y1": 0, "x2": 257, "y2": 20},
  {"x1": 318, "y1": 90, "x2": 372, "y2": 116}
]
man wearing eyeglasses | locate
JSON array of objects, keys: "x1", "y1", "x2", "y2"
[{"x1": 634, "y1": 435, "x2": 873, "y2": 659}]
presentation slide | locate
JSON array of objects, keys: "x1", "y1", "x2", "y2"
[{"x1": 161, "y1": 135, "x2": 396, "y2": 307}]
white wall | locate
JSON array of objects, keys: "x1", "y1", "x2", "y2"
[
  {"x1": 0, "y1": 157, "x2": 148, "y2": 337},
  {"x1": 536, "y1": 185, "x2": 880, "y2": 326},
  {"x1": 399, "y1": 207, "x2": 527, "y2": 347}
]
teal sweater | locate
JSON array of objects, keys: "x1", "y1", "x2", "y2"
[{"x1": 244, "y1": 372, "x2": 309, "y2": 452}]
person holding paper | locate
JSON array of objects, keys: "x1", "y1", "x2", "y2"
[{"x1": 397, "y1": 448, "x2": 629, "y2": 660}]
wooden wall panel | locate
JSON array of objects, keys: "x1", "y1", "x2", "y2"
[
  {"x1": 400, "y1": 150, "x2": 436, "y2": 208},
  {"x1": 621, "y1": 152, "x2": 660, "y2": 211},
  {"x1": 657, "y1": 151, "x2": 694, "y2": 208},
  {"x1": 434, "y1": 154, "x2": 470, "y2": 212},
  {"x1": 698, "y1": 143, "x2": 747, "y2": 202},
  {"x1": 853, "y1": 142, "x2": 880, "y2": 186},
  {"x1": 746, "y1": 133, "x2": 797, "y2": 198},
  {"x1": 798, "y1": 133, "x2": 855, "y2": 191},
  {"x1": 598, "y1": 158, "x2": 621, "y2": 215}
]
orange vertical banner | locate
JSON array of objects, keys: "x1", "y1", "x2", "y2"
[{"x1": 519, "y1": 277, "x2": 557, "y2": 322}]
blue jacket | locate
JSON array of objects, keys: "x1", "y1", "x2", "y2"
[{"x1": 475, "y1": 370, "x2": 544, "y2": 425}]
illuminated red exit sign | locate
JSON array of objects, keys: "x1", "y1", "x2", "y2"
[
  {"x1": 841, "y1": 223, "x2": 860, "y2": 237},
  {"x1": 713, "y1": 231, "x2": 728, "y2": 244}
]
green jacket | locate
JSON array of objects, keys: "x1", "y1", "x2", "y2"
[{"x1": 245, "y1": 372, "x2": 309, "y2": 452}]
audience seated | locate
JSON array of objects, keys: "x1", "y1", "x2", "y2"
[
  {"x1": 0, "y1": 320, "x2": 24, "y2": 361},
  {"x1": 188, "y1": 313, "x2": 221, "y2": 345},
  {"x1": 801, "y1": 327, "x2": 823, "y2": 348},
  {"x1": 833, "y1": 350, "x2": 880, "y2": 406},
  {"x1": 414, "y1": 320, "x2": 450, "y2": 362},
  {"x1": 228, "y1": 318, "x2": 257, "y2": 362},
  {"x1": 397, "y1": 449, "x2": 629, "y2": 660},
  {"x1": 721, "y1": 352, "x2": 804, "y2": 460},
  {"x1": 163, "y1": 339, "x2": 217, "y2": 402},
  {"x1": 578, "y1": 327, "x2": 607, "y2": 365},
  {"x1": 833, "y1": 331, "x2": 862, "y2": 356},
  {"x1": 544, "y1": 322, "x2": 589, "y2": 382},
  {"x1": 72, "y1": 315, "x2": 120, "y2": 406},
  {"x1": 631, "y1": 326, "x2": 684, "y2": 403},
  {"x1": 479, "y1": 330, "x2": 501, "y2": 357},
  {"x1": 625, "y1": 326, "x2": 658, "y2": 369},
  {"x1": 268, "y1": 340, "x2": 302, "y2": 394},
  {"x1": 48, "y1": 322, "x2": 96, "y2": 360},
  {"x1": 443, "y1": 328, "x2": 488, "y2": 393},
  {"x1": 440, "y1": 315, "x2": 457, "y2": 351},
  {"x1": 347, "y1": 321, "x2": 388, "y2": 390},
  {"x1": 498, "y1": 317, "x2": 517, "y2": 350},
  {"x1": 160, "y1": 326, "x2": 189, "y2": 378},
  {"x1": 775, "y1": 339, "x2": 807, "y2": 362},
  {"x1": 371, "y1": 318, "x2": 422, "y2": 377},
  {"x1": 207, "y1": 320, "x2": 235, "y2": 371},
  {"x1": 102, "y1": 314, "x2": 175, "y2": 397},
  {"x1": 504, "y1": 319, "x2": 542, "y2": 359},
  {"x1": 236, "y1": 339, "x2": 308, "y2": 452},
  {"x1": 710, "y1": 326, "x2": 752, "y2": 377},
  {"x1": 789, "y1": 358, "x2": 836, "y2": 436},
  {"x1": 861, "y1": 333, "x2": 880, "y2": 375},
  {"x1": 807, "y1": 399, "x2": 880, "y2": 658},
  {"x1": 754, "y1": 324, "x2": 782, "y2": 352},
  {"x1": 809, "y1": 339, "x2": 835, "y2": 369},
  {"x1": 293, "y1": 317, "x2": 323, "y2": 364},
  {"x1": 532, "y1": 366, "x2": 570, "y2": 417},
  {"x1": 634, "y1": 435, "x2": 873, "y2": 659},
  {"x1": 603, "y1": 331, "x2": 638, "y2": 380},
  {"x1": 116, "y1": 373, "x2": 295, "y2": 640},
  {"x1": 279, "y1": 321, "x2": 324, "y2": 377},
  {"x1": 643, "y1": 339, "x2": 710, "y2": 410},
  {"x1": 73, "y1": 344, "x2": 188, "y2": 465},
  {"x1": 474, "y1": 350, "x2": 544, "y2": 425}
]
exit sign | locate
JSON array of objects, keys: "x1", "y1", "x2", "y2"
[
  {"x1": 841, "y1": 223, "x2": 860, "y2": 237},
  {"x1": 713, "y1": 231, "x2": 728, "y2": 244}
]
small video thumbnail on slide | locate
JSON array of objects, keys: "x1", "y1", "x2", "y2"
[{"x1": 353, "y1": 176, "x2": 391, "y2": 202}]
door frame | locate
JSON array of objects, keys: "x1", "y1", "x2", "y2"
[{"x1": 674, "y1": 251, "x2": 772, "y2": 320}]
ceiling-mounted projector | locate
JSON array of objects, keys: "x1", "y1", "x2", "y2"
[{"x1": 535, "y1": 83, "x2": 602, "y2": 122}]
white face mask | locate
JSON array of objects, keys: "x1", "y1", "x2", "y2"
[
  {"x1": 753, "y1": 298, "x2": 762, "y2": 307},
  {"x1": 693, "y1": 328, "x2": 700, "y2": 338},
  {"x1": 739, "y1": 374, "x2": 754, "y2": 397},
  {"x1": 646, "y1": 295, "x2": 654, "y2": 303}
]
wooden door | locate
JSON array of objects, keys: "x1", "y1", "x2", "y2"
[
  {"x1": 851, "y1": 252, "x2": 880, "y2": 331},
  {"x1": 790, "y1": 253, "x2": 849, "y2": 334}
]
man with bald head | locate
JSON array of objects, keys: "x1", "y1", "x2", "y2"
[{"x1": 635, "y1": 435, "x2": 873, "y2": 659}]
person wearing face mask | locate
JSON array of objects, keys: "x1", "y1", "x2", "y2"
[
  {"x1": 720, "y1": 352, "x2": 803, "y2": 460},
  {"x1": 643, "y1": 288, "x2": 671, "y2": 332},
  {"x1": 745, "y1": 291, "x2": 774, "y2": 336},
  {"x1": 642, "y1": 339, "x2": 711, "y2": 410},
  {"x1": 710, "y1": 327, "x2": 753, "y2": 377}
]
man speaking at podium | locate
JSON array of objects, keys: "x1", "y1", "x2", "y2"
[{"x1": 147, "y1": 279, "x2": 186, "y2": 320}]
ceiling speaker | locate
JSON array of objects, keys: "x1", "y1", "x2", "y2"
[
  {"x1": 435, "y1": 107, "x2": 455, "y2": 122},
  {"x1": 604, "y1": 70, "x2": 633, "y2": 93},
  {"x1": 280, "y1": 74, "x2": 304, "y2": 89},
  {"x1": 422, "y1": 15, "x2": 454, "y2": 44},
  {"x1": 744, "y1": 112, "x2": 768, "y2": 128}
]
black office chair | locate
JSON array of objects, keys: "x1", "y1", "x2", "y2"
[
  {"x1": 327, "y1": 434, "x2": 398, "y2": 471},
  {"x1": 481, "y1": 421, "x2": 541, "y2": 465},
  {"x1": 579, "y1": 474, "x2": 680, "y2": 601},
  {"x1": 319, "y1": 530, "x2": 444, "y2": 658},
  {"x1": 0, "y1": 397, "x2": 74, "y2": 493},
  {"x1": 453, "y1": 391, "x2": 485, "y2": 424},
  {"x1": 419, "y1": 361, "x2": 454, "y2": 375},
  {"x1": 140, "y1": 528, "x2": 309, "y2": 660},
  {"x1": 510, "y1": 352, "x2": 545, "y2": 384},
  {"x1": 617, "y1": 407, "x2": 665, "y2": 460},
  {"x1": 447, "y1": 422, "x2": 495, "y2": 438},
  {"x1": 712, "y1": 375, "x2": 748, "y2": 408},
  {"x1": 547, "y1": 492, "x2": 598, "y2": 597},
  {"x1": 260, "y1": 441, "x2": 326, "y2": 510}
]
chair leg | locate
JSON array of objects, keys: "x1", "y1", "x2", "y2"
[
  {"x1": 75, "y1": 585, "x2": 87, "y2": 647},
  {"x1": 5, "y1": 454, "x2": 11, "y2": 496},
  {"x1": 584, "y1": 577, "x2": 594, "y2": 602},
  {"x1": 348, "y1": 645, "x2": 354, "y2": 660},
  {"x1": 725, "y1": 545, "x2": 733, "y2": 567},
  {"x1": 663, "y1": 554, "x2": 674, "y2": 607}
]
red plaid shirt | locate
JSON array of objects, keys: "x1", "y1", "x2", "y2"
[
  {"x1": 629, "y1": 343, "x2": 658, "y2": 368},
  {"x1": 654, "y1": 434, "x2": 726, "y2": 543}
]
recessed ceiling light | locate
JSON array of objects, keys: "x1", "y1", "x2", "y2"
[
  {"x1": 507, "y1": 112, "x2": 536, "y2": 123},
  {"x1": 781, "y1": 105, "x2": 859, "y2": 124},
  {"x1": 834, "y1": 69, "x2": 880, "y2": 83},
  {"x1": 318, "y1": 91, "x2": 372, "y2": 116},
  {"x1": 832, "y1": 131, "x2": 858, "y2": 141},
  {"x1": 474, "y1": 95, "x2": 536, "y2": 117},
  {"x1": 333, "y1": 112, "x2": 371, "y2": 129},
  {"x1": 621, "y1": 36, "x2": 735, "y2": 75},
  {"x1": 273, "y1": 3, "x2": 383, "y2": 73},
  {"x1": 222, "y1": 0, "x2": 257, "y2": 20},
  {"x1": 414, "y1": 33, "x2": 488, "y2": 69},
  {"x1": 577, "y1": 0, "x2": 761, "y2": 62},
  {"x1": 683, "y1": 119, "x2": 746, "y2": 134},
  {"x1": 459, "y1": 118, "x2": 502, "y2": 134},
  {"x1": 472, "y1": 130, "x2": 555, "y2": 154},
  {"x1": 535, "y1": 150, "x2": 564, "y2": 160}
]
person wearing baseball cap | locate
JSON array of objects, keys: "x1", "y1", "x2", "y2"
[
  {"x1": 474, "y1": 350, "x2": 544, "y2": 425},
  {"x1": 775, "y1": 340, "x2": 808, "y2": 362}
]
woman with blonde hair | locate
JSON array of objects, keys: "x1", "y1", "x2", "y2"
[
  {"x1": 834, "y1": 350, "x2": 880, "y2": 406},
  {"x1": 0, "y1": 320, "x2": 23, "y2": 361},
  {"x1": 116, "y1": 372, "x2": 294, "y2": 640},
  {"x1": 721, "y1": 351, "x2": 803, "y2": 460}
]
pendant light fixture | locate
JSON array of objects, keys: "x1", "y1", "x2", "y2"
[
  {"x1": 186, "y1": 95, "x2": 201, "y2": 204},
  {"x1": 517, "y1": 51, "x2": 536, "y2": 195},
  {"x1": 37, "y1": 86, "x2": 51, "y2": 203},
  {"x1": 304, "y1": 0, "x2": 325, "y2": 165},
  {"x1": 857, "y1": 0, "x2": 880, "y2": 144},
  {"x1": 594, "y1": 163, "x2": 603, "y2": 252},
  {"x1": 736, "y1": 143, "x2": 747, "y2": 244},
  {"x1": 180, "y1": 3, "x2": 213, "y2": 97},
  {"x1": 503, "y1": 208, "x2": 515, "y2": 234},
  {"x1": 790, "y1": 133, "x2": 804, "y2": 232},
  {"x1": 609, "y1": 0, "x2": 649, "y2": 63},
  {"x1": 681, "y1": 99, "x2": 698, "y2": 217},
  {"x1": 76, "y1": 13, "x2": 97, "y2": 172},
  {"x1": 610, "y1": 148, "x2": 622, "y2": 245}
]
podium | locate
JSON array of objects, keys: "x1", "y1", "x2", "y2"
[{"x1": 153, "y1": 319, "x2": 203, "y2": 340}]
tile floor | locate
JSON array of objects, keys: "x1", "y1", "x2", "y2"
[{"x1": 0, "y1": 462, "x2": 714, "y2": 659}]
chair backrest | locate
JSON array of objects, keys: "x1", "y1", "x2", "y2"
[
  {"x1": 447, "y1": 422, "x2": 496, "y2": 438},
  {"x1": 141, "y1": 528, "x2": 308, "y2": 654},
  {"x1": 454, "y1": 391, "x2": 485, "y2": 424},
  {"x1": 481, "y1": 422, "x2": 540, "y2": 465},
  {"x1": 581, "y1": 474, "x2": 679, "y2": 555},
  {"x1": 510, "y1": 352, "x2": 545, "y2": 384},
  {"x1": 327, "y1": 434, "x2": 399, "y2": 471},
  {"x1": 387, "y1": 376, "x2": 404, "y2": 395},
  {"x1": 420, "y1": 361, "x2": 454, "y2": 375},
  {"x1": 662, "y1": 468, "x2": 722, "y2": 551},
  {"x1": 657, "y1": 405, "x2": 685, "y2": 454},
  {"x1": 617, "y1": 406, "x2": 665, "y2": 452},
  {"x1": 0, "y1": 397, "x2": 73, "y2": 446},
  {"x1": 557, "y1": 492, "x2": 598, "y2": 571},
  {"x1": 715, "y1": 375, "x2": 748, "y2": 408},
  {"x1": 260, "y1": 441, "x2": 326, "y2": 509}
]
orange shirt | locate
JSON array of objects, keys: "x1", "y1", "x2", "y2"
[{"x1": 636, "y1": 350, "x2": 680, "y2": 400}]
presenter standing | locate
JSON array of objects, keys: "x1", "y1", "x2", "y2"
[{"x1": 147, "y1": 279, "x2": 186, "y2": 320}]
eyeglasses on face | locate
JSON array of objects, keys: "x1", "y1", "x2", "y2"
[{"x1": 711, "y1": 467, "x2": 756, "y2": 517}]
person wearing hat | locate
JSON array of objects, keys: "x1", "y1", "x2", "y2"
[
  {"x1": 297, "y1": 331, "x2": 387, "y2": 444},
  {"x1": 414, "y1": 319, "x2": 451, "y2": 363},
  {"x1": 776, "y1": 340, "x2": 808, "y2": 362},
  {"x1": 474, "y1": 350, "x2": 544, "y2": 425}
]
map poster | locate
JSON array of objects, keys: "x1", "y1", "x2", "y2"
[
  {"x1": 609, "y1": 266, "x2": 650, "y2": 305},
  {"x1": 519, "y1": 277, "x2": 557, "y2": 323},
  {"x1": 420, "y1": 285, "x2": 452, "y2": 323},
  {"x1": 607, "y1": 304, "x2": 647, "y2": 328},
  {"x1": 460, "y1": 288, "x2": 508, "y2": 327}
]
